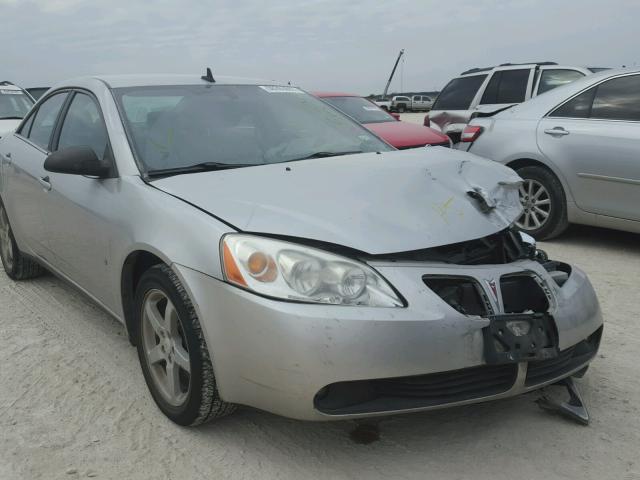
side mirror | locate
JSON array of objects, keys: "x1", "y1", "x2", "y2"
[
  {"x1": 390, "y1": 113, "x2": 401, "y2": 121},
  {"x1": 44, "y1": 146, "x2": 110, "y2": 178}
]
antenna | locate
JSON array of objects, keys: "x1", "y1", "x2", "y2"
[{"x1": 201, "y1": 67, "x2": 215, "y2": 83}]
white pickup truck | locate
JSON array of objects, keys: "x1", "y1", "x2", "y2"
[
  {"x1": 389, "y1": 95, "x2": 434, "y2": 113},
  {"x1": 373, "y1": 97, "x2": 391, "y2": 111}
]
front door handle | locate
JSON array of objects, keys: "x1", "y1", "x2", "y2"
[
  {"x1": 544, "y1": 127, "x2": 570, "y2": 136},
  {"x1": 39, "y1": 176, "x2": 52, "y2": 191},
  {"x1": 2, "y1": 152, "x2": 11, "y2": 165}
]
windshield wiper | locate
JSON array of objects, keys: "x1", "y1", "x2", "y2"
[
  {"x1": 146, "y1": 161, "x2": 261, "y2": 178},
  {"x1": 285, "y1": 150, "x2": 363, "y2": 162},
  {"x1": 0, "y1": 116, "x2": 23, "y2": 120}
]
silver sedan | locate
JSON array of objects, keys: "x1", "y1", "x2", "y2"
[
  {"x1": 0, "y1": 74, "x2": 602, "y2": 425},
  {"x1": 461, "y1": 68, "x2": 640, "y2": 239}
]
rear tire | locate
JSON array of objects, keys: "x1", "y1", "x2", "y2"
[
  {"x1": 0, "y1": 201, "x2": 43, "y2": 280},
  {"x1": 134, "y1": 264, "x2": 236, "y2": 426},
  {"x1": 398, "y1": 104, "x2": 406, "y2": 113},
  {"x1": 514, "y1": 166, "x2": 569, "y2": 240}
]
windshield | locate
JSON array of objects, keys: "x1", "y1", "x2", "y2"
[
  {"x1": 0, "y1": 89, "x2": 34, "y2": 119},
  {"x1": 113, "y1": 85, "x2": 392, "y2": 172},
  {"x1": 322, "y1": 96, "x2": 395, "y2": 124}
]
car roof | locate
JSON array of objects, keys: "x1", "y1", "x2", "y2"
[
  {"x1": 312, "y1": 92, "x2": 359, "y2": 98},
  {"x1": 459, "y1": 63, "x2": 591, "y2": 77},
  {"x1": 50, "y1": 74, "x2": 288, "y2": 90},
  {"x1": 498, "y1": 67, "x2": 640, "y2": 118}
]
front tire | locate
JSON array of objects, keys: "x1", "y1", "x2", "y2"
[
  {"x1": 514, "y1": 166, "x2": 569, "y2": 240},
  {"x1": 0, "y1": 201, "x2": 43, "y2": 280},
  {"x1": 398, "y1": 104, "x2": 406, "y2": 113},
  {"x1": 134, "y1": 264, "x2": 235, "y2": 426}
]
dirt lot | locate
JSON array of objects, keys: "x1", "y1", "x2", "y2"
[{"x1": 1, "y1": 225, "x2": 639, "y2": 480}]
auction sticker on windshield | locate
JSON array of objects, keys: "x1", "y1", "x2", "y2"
[
  {"x1": 0, "y1": 90, "x2": 22, "y2": 95},
  {"x1": 258, "y1": 86, "x2": 304, "y2": 93}
]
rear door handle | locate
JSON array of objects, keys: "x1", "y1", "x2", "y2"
[
  {"x1": 39, "y1": 176, "x2": 52, "y2": 191},
  {"x1": 544, "y1": 127, "x2": 570, "y2": 136},
  {"x1": 2, "y1": 152, "x2": 11, "y2": 165}
]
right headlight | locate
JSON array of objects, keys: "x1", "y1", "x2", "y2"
[{"x1": 221, "y1": 234, "x2": 403, "y2": 307}]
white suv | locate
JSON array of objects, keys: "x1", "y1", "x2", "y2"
[
  {"x1": 427, "y1": 62, "x2": 602, "y2": 142},
  {"x1": 0, "y1": 81, "x2": 34, "y2": 138}
]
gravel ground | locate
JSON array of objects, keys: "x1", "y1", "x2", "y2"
[{"x1": 1, "y1": 225, "x2": 639, "y2": 480}]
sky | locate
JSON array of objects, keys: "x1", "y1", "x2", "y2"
[{"x1": 1, "y1": 0, "x2": 638, "y2": 95}]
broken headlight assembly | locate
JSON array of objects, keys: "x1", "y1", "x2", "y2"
[{"x1": 221, "y1": 234, "x2": 403, "y2": 307}]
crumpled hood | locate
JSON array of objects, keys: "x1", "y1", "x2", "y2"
[
  {"x1": 153, "y1": 148, "x2": 523, "y2": 255},
  {"x1": 0, "y1": 119, "x2": 20, "y2": 138}
]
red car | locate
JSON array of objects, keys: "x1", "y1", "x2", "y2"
[{"x1": 313, "y1": 92, "x2": 450, "y2": 149}]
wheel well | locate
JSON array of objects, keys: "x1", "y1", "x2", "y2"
[
  {"x1": 506, "y1": 158, "x2": 566, "y2": 189},
  {"x1": 121, "y1": 250, "x2": 165, "y2": 345},
  {"x1": 507, "y1": 157, "x2": 571, "y2": 203},
  {"x1": 506, "y1": 158, "x2": 551, "y2": 173}
]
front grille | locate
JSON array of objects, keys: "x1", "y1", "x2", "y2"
[
  {"x1": 314, "y1": 363, "x2": 517, "y2": 415},
  {"x1": 374, "y1": 364, "x2": 517, "y2": 399},
  {"x1": 525, "y1": 327, "x2": 602, "y2": 387}
]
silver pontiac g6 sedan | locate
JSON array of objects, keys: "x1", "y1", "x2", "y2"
[{"x1": 0, "y1": 74, "x2": 602, "y2": 425}]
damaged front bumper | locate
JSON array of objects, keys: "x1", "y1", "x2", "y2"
[{"x1": 174, "y1": 244, "x2": 602, "y2": 421}]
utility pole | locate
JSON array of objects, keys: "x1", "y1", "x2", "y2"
[{"x1": 382, "y1": 49, "x2": 404, "y2": 100}]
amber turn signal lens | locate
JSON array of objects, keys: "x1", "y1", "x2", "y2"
[{"x1": 223, "y1": 242, "x2": 247, "y2": 287}]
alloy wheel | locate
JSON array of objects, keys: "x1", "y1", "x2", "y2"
[
  {"x1": 141, "y1": 289, "x2": 191, "y2": 406},
  {"x1": 516, "y1": 179, "x2": 552, "y2": 231},
  {"x1": 0, "y1": 205, "x2": 14, "y2": 271}
]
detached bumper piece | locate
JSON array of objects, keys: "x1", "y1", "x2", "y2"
[{"x1": 536, "y1": 377, "x2": 590, "y2": 425}]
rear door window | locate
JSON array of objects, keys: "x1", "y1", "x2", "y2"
[
  {"x1": 433, "y1": 75, "x2": 487, "y2": 110},
  {"x1": 537, "y1": 69, "x2": 585, "y2": 95},
  {"x1": 480, "y1": 69, "x2": 530, "y2": 104},
  {"x1": 27, "y1": 92, "x2": 67, "y2": 150},
  {"x1": 591, "y1": 74, "x2": 640, "y2": 121},
  {"x1": 549, "y1": 88, "x2": 596, "y2": 118}
]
